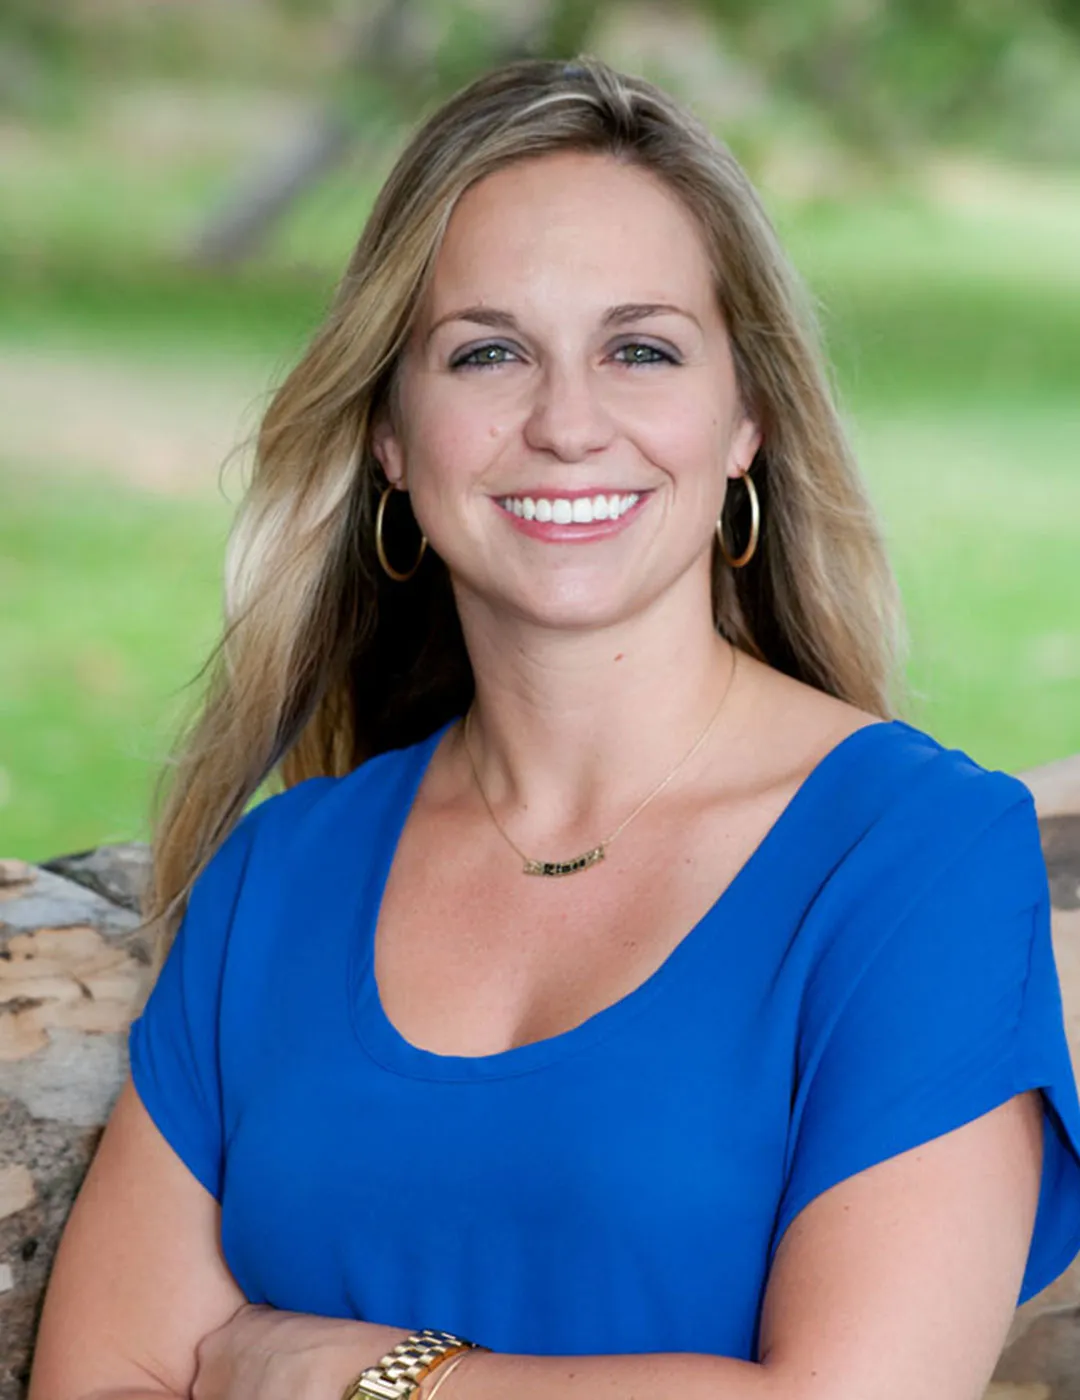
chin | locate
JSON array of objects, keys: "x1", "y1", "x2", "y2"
[
  {"x1": 452, "y1": 552, "x2": 687, "y2": 635},
  {"x1": 502, "y1": 581, "x2": 648, "y2": 633}
]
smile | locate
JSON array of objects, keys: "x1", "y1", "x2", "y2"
[{"x1": 497, "y1": 492, "x2": 642, "y2": 524}]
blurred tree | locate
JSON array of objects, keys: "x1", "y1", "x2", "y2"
[
  {"x1": 695, "y1": 0, "x2": 1080, "y2": 154},
  {"x1": 1047, "y1": 0, "x2": 1080, "y2": 25},
  {"x1": 189, "y1": 0, "x2": 608, "y2": 266},
  {"x1": 7, "y1": 0, "x2": 1080, "y2": 259},
  {"x1": 194, "y1": 0, "x2": 1080, "y2": 264},
  {"x1": 0, "y1": 0, "x2": 77, "y2": 116},
  {"x1": 189, "y1": 1, "x2": 411, "y2": 267}
]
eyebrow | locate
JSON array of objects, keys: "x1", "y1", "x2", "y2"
[{"x1": 424, "y1": 302, "x2": 701, "y2": 344}]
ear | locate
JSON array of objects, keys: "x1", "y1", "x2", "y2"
[
  {"x1": 726, "y1": 415, "x2": 763, "y2": 480},
  {"x1": 370, "y1": 409, "x2": 408, "y2": 490}
]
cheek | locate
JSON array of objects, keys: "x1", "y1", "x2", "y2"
[
  {"x1": 625, "y1": 404, "x2": 726, "y2": 485},
  {"x1": 404, "y1": 383, "x2": 510, "y2": 483},
  {"x1": 615, "y1": 367, "x2": 731, "y2": 461}
]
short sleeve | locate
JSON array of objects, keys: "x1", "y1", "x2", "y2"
[
  {"x1": 127, "y1": 810, "x2": 261, "y2": 1200},
  {"x1": 772, "y1": 786, "x2": 1080, "y2": 1306}
]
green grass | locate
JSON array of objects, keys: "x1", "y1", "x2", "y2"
[
  {"x1": 1, "y1": 142, "x2": 1078, "y2": 859},
  {"x1": 856, "y1": 403, "x2": 1080, "y2": 770},
  {"x1": 0, "y1": 468, "x2": 232, "y2": 860},
  {"x1": 776, "y1": 175, "x2": 1080, "y2": 413}
]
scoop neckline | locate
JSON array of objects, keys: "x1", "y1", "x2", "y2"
[{"x1": 349, "y1": 714, "x2": 907, "y2": 1082}]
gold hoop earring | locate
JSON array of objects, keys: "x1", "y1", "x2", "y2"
[
  {"x1": 717, "y1": 468, "x2": 760, "y2": 569},
  {"x1": 375, "y1": 484, "x2": 428, "y2": 582}
]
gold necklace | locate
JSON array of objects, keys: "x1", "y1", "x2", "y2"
[{"x1": 462, "y1": 645, "x2": 739, "y2": 877}]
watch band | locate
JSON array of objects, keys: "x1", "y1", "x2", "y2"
[{"x1": 342, "y1": 1328, "x2": 488, "y2": 1400}]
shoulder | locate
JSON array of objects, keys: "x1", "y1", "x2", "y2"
[
  {"x1": 847, "y1": 715, "x2": 1036, "y2": 837},
  {"x1": 778, "y1": 715, "x2": 1050, "y2": 1028},
  {"x1": 194, "y1": 721, "x2": 453, "y2": 898},
  {"x1": 802, "y1": 715, "x2": 1048, "y2": 953},
  {"x1": 742, "y1": 662, "x2": 1046, "y2": 918},
  {"x1": 825, "y1": 708, "x2": 1038, "y2": 863},
  {"x1": 741, "y1": 657, "x2": 1035, "y2": 842}
]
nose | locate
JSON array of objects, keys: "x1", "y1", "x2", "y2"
[{"x1": 522, "y1": 360, "x2": 616, "y2": 462}]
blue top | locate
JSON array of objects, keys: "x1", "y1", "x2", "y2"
[{"x1": 129, "y1": 716, "x2": 1080, "y2": 1362}]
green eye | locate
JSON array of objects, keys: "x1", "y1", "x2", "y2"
[
  {"x1": 452, "y1": 343, "x2": 516, "y2": 369},
  {"x1": 614, "y1": 343, "x2": 675, "y2": 365}
]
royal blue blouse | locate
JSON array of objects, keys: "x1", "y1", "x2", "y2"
[{"x1": 129, "y1": 716, "x2": 1080, "y2": 1362}]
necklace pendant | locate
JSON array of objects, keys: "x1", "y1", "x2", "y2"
[{"x1": 523, "y1": 845, "x2": 606, "y2": 877}]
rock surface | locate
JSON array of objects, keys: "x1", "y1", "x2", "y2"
[
  {"x1": 0, "y1": 848, "x2": 153, "y2": 1396},
  {"x1": 995, "y1": 758, "x2": 1080, "y2": 1398},
  {"x1": 3, "y1": 759, "x2": 1080, "y2": 1396}
]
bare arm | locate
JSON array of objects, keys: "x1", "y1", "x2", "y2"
[
  {"x1": 28, "y1": 1075, "x2": 247, "y2": 1400},
  {"x1": 374, "y1": 1092, "x2": 1044, "y2": 1400},
  {"x1": 31, "y1": 1083, "x2": 1042, "y2": 1400}
]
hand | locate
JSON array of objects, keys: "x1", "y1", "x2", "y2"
[{"x1": 192, "y1": 1301, "x2": 411, "y2": 1400}]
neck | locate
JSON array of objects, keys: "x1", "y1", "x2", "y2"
[{"x1": 447, "y1": 570, "x2": 747, "y2": 847}]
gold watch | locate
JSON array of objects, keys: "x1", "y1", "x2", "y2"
[{"x1": 341, "y1": 1328, "x2": 488, "y2": 1400}]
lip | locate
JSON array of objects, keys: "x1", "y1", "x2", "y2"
[{"x1": 492, "y1": 490, "x2": 652, "y2": 542}]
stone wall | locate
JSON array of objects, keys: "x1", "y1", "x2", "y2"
[
  {"x1": 0, "y1": 845, "x2": 154, "y2": 1396},
  {"x1": 2, "y1": 758, "x2": 1080, "y2": 1399},
  {"x1": 994, "y1": 756, "x2": 1080, "y2": 1400}
]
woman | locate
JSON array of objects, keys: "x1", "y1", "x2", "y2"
[{"x1": 30, "y1": 55, "x2": 1080, "y2": 1400}]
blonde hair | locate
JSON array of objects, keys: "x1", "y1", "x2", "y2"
[{"x1": 146, "y1": 54, "x2": 906, "y2": 949}]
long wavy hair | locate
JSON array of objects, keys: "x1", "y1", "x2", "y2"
[{"x1": 146, "y1": 53, "x2": 906, "y2": 951}]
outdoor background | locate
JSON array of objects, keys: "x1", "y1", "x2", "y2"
[{"x1": 2, "y1": 0, "x2": 1079, "y2": 863}]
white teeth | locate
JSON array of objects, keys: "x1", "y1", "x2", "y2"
[{"x1": 500, "y1": 493, "x2": 642, "y2": 523}]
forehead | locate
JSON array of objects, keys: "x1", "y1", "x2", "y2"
[{"x1": 423, "y1": 151, "x2": 716, "y2": 316}]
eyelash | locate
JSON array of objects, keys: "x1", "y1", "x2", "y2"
[{"x1": 449, "y1": 341, "x2": 680, "y2": 371}]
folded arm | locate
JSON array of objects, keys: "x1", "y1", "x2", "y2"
[
  {"x1": 411, "y1": 1089, "x2": 1046, "y2": 1400},
  {"x1": 29, "y1": 1079, "x2": 1041, "y2": 1400}
]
